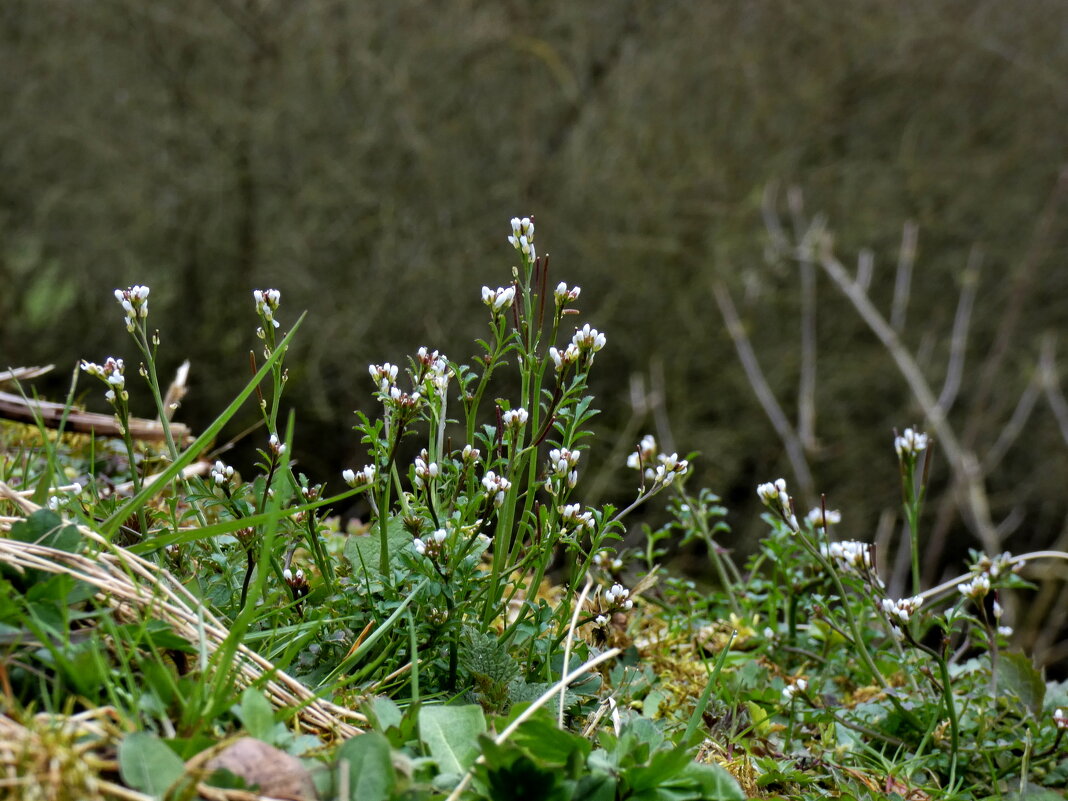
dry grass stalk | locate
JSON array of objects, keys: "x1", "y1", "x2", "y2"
[{"x1": 0, "y1": 482, "x2": 364, "y2": 739}]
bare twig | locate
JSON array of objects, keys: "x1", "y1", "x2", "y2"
[
  {"x1": 890, "y1": 221, "x2": 919, "y2": 332},
  {"x1": 813, "y1": 233, "x2": 1000, "y2": 553},
  {"x1": 856, "y1": 249, "x2": 875, "y2": 293},
  {"x1": 982, "y1": 359, "x2": 1043, "y2": 473},
  {"x1": 788, "y1": 188, "x2": 818, "y2": 452},
  {"x1": 1040, "y1": 339, "x2": 1068, "y2": 447},
  {"x1": 936, "y1": 246, "x2": 981, "y2": 414},
  {"x1": 710, "y1": 280, "x2": 815, "y2": 503}
]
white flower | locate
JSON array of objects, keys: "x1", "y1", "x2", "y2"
[
  {"x1": 997, "y1": 625, "x2": 1013, "y2": 637},
  {"x1": 482, "y1": 471, "x2": 512, "y2": 506},
  {"x1": 554, "y1": 282, "x2": 581, "y2": 306},
  {"x1": 211, "y1": 460, "x2": 234, "y2": 486},
  {"x1": 502, "y1": 407, "x2": 528, "y2": 429},
  {"x1": 605, "y1": 583, "x2": 632, "y2": 609},
  {"x1": 413, "y1": 450, "x2": 439, "y2": 489},
  {"x1": 368, "y1": 362, "x2": 399, "y2": 393},
  {"x1": 342, "y1": 465, "x2": 376, "y2": 487},
  {"x1": 958, "y1": 573, "x2": 991, "y2": 601},
  {"x1": 507, "y1": 217, "x2": 536, "y2": 261},
  {"x1": 571, "y1": 323, "x2": 606, "y2": 355},
  {"x1": 1054, "y1": 708, "x2": 1068, "y2": 730},
  {"x1": 115, "y1": 285, "x2": 150, "y2": 329},
  {"x1": 462, "y1": 444, "x2": 480, "y2": 463},
  {"x1": 412, "y1": 538, "x2": 427, "y2": 556},
  {"x1": 268, "y1": 433, "x2": 286, "y2": 457},
  {"x1": 894, "y1": 427, "x2": 929, "y2": 459},
  {"x1": 806, "y1": 507, "x2": 842, "y2": 527},
  {"x1": 881, "y1": 596, "x2": 924, "y2": 624},
  {"x1": 253, "y1": 288, "x2": 281, "y2": 328},
  {"x1": 782, "y1": 677, "x2": 808, "y2": 701},
  {"x1": 482, "y1": 285, "x2": 516, "y2": 313},
  {"x1": 820, "y1": 541, "x2": 873, "y2": 574},
  {"x1": 595, "y1": 614, "x2": 609, "y2": 627}
]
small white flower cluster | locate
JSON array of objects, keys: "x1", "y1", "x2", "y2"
[
  {"x1": 502, "y1": 407, "x2": 528, "y2": 430},
  {"x1": 626, "y1": 435, "x2": 688, "y2": 486},
  {"x1": 820, "y1": 540, "x2": 873, "y2": 574},
  {"x1": 482, "y1": 285, "x2": 516, "y2": 314},
  {"x1": 592, "y1": 549, "x2": 623, "y2": 572},
  {"x1": 416, "y1": 347, "x2": 452, "y2": 394},
  {"x1": 253, "y1": 288, "x2": 281, "y2": 329},
  {"x1": 545, "y1": 447, "x2": 580, "y2": 490},
  {"x1": 560, "y1": 503, "x2": 596, "y2": 530},
  {"x1": 211, "y1": 460, "x2": 234, "y2": 487},
  {"x1": 571, "y1": 323, "x2": 606, "y2": 358},
  {"x1": 342, "y1": 465, "x2": 376, "y2": 487},
  {"x1": 782, "y1": 677, "x2": 808, "y2": 702},
  {"x1": 369, "y1": 362, "x2": 399, "y2": 393},
  {"x1": 368, "y1": 361, "x2": 423, "y2": 411},
  {"x1": 412, "y1": 528, "x2": 448, "y2": 560},
  {"x1": 413, "y1": 449, "x2": 439, "y2": 490},
  {"x1": 652, "y1": 452, "x2": 689, "y2": 486},
  {"x1": 806, "y1": 507, "x2": 842, "y2": 528},
  {"x1": 756, "y1": 478, "x2": 799, "y2": 530},
  {"x1": 881, "y1": 595, "x2": 924, "y2": 624},
  {"x1": 80, "y1": 357, "x2": 127, "y2": 404},
  {"x1": 114, "y1": 285, "x2": 150, "y2": 331},
  {"x1": 958, "y1": 572, "x2": 991, "y2": 601},
  {"x1": 461, "y1": 444, "x2": 480, "y2": 464},
  {"x1": 268, "y1": 433, "x2": 286, "y2": 458},
  {"x1": 554, "y1": 282, "x2": 580, "y2": 307},
  {"x1": 626, "y1": 435, "x2": 658, "y2": 475},
  {"x1": 549, "y1": 323, "x2": 607, "y2": 373},
  {"x1": 894, "y1": 427, "x2": 928, "y2": 459},
  {"x1": 282, "y1": 567, "x2": 305, "y2": 583},
  {"x1": 1054, "y1": 708, "x2": 1068, "y2": 730},
  {"x1": 507, "y1": 216, "x2": 536, "y2": 262},
  {"x1": 604, "y1": 583, "x2": 633, "y2": 610},
  {"x1": 482, "y1": 470, "x2": 512, "y2": 507},
  {"x1": 972, "y1": 551, "x2": 1016, "y2": 578}
]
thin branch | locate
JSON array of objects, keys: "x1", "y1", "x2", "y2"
[
  {"x1": 1040, "y1": 339, "x2": 1068, "y2": 447},
  {"x1": 710, "y1": 280, "x2": 815, "y2": 503},
  {"x1": 982, "y1": 359, "x2": 1043, "y2": 473},
  {"x1": 890, "y1": 221, "x2": 918, "y2": 332},
  {"x1": 788, "y1": 187, "x2": 818, "y2": 451},
  {"x1": 813, "y1": 232, "x2": 1000, "y2": 554},
  {"x1": 936, "y1": 246, "x2": 981, "y2": 414},
  {"x1": 856, "y1": 249, "x2": 874, "y2": 293}
]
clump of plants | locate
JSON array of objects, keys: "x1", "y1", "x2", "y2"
[{"x1": 0, "y1": 217, "x2": 1065, "y2": 800}]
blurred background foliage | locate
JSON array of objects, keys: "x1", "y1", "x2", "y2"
[{"x1": 3, "y1": 0, "x2": 1068, "y2": 643}]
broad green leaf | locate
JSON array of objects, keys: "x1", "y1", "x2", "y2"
[
  {"x1": 336, "y1": 732, "x2": 394, "y2": 801},
  {"x1": 9, "y1": 510, "x2": 80, "y2": 552},
  {"x1": 344, "y1": 515, "x2": 410, "y2": 581},
  {"x1": 237, "y1": 688, "x2": 276, "y2": 740},
  {"x1": 419, "y1": 704, "x2": 487, "y2": 775},
  {"x1": 365, "y1": 696, "x2": 403, "y2": 732},
  {"x1": 997, "y1": 652, "x2": 1046, "y2": 716},
  {"x1": 118, "y1": 732, "x2": 186, "y2": 795},
  {"x1": 681, "y1": 761, "x2": 746, "y2": 800}
]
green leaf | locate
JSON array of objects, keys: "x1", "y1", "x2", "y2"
[
  {"x1": 680, "y1": 761, "x2": 746, "y2": 800},
  {"x1": 237, "y1": 688, "x2": 276, "y2": 740},
  {"x1": 118, "y1": 732, "x2": 186, "y2": 795},
  {"x1": 509, "y1": 717, "x2": 591, "y2": 768},
  {"x1": 365, "y1": 696, "x2": 403, "y2": 732},
  {"x1": 344, "y1": 515, "x2": 410, "y2": 581},
  {"x1": 419, "y1": 704, "x2": 487, "y2": 775},
  {"x1": 9, "y1": 510, "x2": 80, "y2": 552},
  {"x1": 997, "y1": 652, "x2": 1046, "y2": 716},
  {"x1": 336, "y1": 732, "x2": 395, "y2": 801}
]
